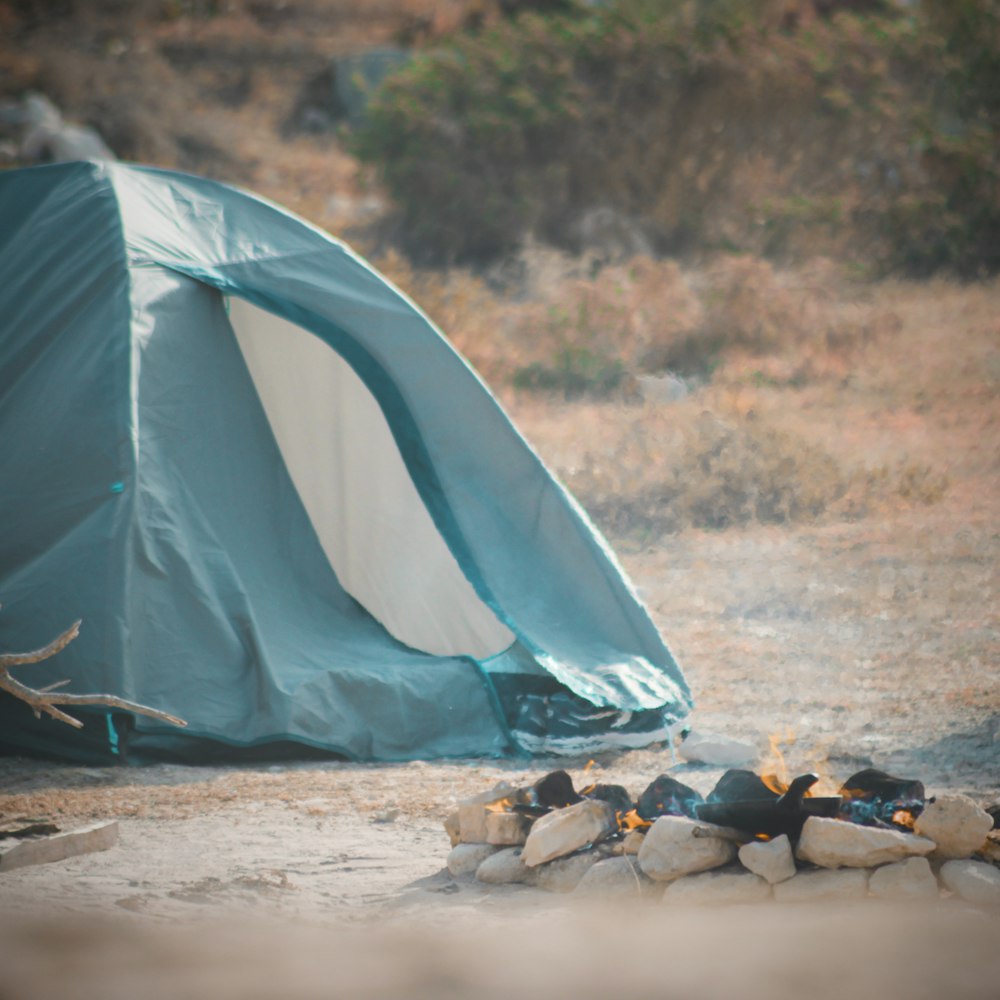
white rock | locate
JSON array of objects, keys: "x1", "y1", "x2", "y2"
[
  {"x1": 534, "y1": 850, "x2": 603, "y2": 893},
  {"x1": 773, "y1": 868, "x2": 870, "y2": 902},
  {"x1": 476, "y1": 847, "x2": 535, "y2": 885},
  {"x1": 458, "y1": 802, "x2": 490, "y2": 844},
  {"x1": 636, "y1": 372, "x2": 689, "y2": 405},
  {"x1": 663, "y1": 869, "x2": 772, "y2": 905},
  {"x1": 622, "y1": 830, "x2": 646, "y2": 856},
  {"x1": 458, "y1": 785, "x2": 518, "y2": 843},
  {"x1": 914, "y1": 794, "x2": 993, "y2": 860},
  {"x1": 447, "y1": 843, "x2": 499, "y2": 877},
  {"x1": 939, "y1": 859, "x2": 1000, "y2": 906},
  {"x1": 456, "y1": 781, "x2": 516, "y2": 844},
  {"x1": 443, "y1": 810, "x2": 461, "y2": 847},
  {"x1": 796, "y1": 817, "x2": 935, "y2": 869},
  {"x1": 868, "y1": 857, "x2": 940, "y2": 901},
  {"x1": 638, "y1": 816, "x2": 737, "y2": 882},
  {"x1": 575, "y1": 856, "x2": 653, "y2": 897},
  {"x1": 522, "y1": 799, "x2": 616, "y2": 867},
  {"x1": 678, "y1": 730, "x2": 758, "y2": 766},
  {"x1": 739, "y1": 834, "x2": 797, "y2": 884}
]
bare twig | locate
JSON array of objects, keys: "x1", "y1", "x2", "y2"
[
  {"x1": 0, "y1": 619, "x2": 186, "y2": 730},
  {"x1": 0, "y1": 619, "x2": 81, "y2": 669},
  {"x1": 691, "y1": 824, "x2": 749, "y2": 844}
]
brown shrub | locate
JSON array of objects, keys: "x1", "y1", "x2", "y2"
[
  {"x1": 545, "y1": 401, "x2": 847, "y2": 538},
  {"x1": 497, "y1": 252, "x2": 902, "y2": 394}
]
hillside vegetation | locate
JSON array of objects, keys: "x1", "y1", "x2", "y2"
[{"x1": 357, "y1": 0, "x2": 1000, "y2": 274}]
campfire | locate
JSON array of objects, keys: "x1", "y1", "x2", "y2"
[{"x1": 444, "y1": 761, "x2": 1000, "y2": 904}]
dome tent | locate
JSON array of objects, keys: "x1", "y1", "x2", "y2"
[{"x1": 0, "y1": 161, "x2": 691, "y2": 763}]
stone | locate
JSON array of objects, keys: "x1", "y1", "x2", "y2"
[
  {"x1": 773, "y1": 868, "x2": 870, "y2": 902},
  {"x1": 574, "y1": 856, "x2": 654, "y2": 897},
  {"x1": 475, "y1": 847, "x2": 536, "y2": 885},
  {"x1": 443, "y1": 810, "x2": 461, "y2": 848},
  {"x1": 914, "y1": 794, "x2": 993, "y2": 859},
  {"x1": 486, "y1": 811, "x2": 532, "y2": 846},
  {"x1": 622, "y1": 830, "x2": 646, "y2": 855},
  {"x1": 522, "y1": 799, "x2": 617, "y2": 867},
  {"x1": 534, "y1": 850, "x2": 603, "y2": 893},
  {"x1": 446, "y1": 843, "x2": 499, "y2": 877},
  {"x1": 939, "y1": 859, "x2": 1000, "y2": 906},
  {"x1": 868, "y1": 857, "x2": 940, "y2": 901},
  {"x1": 663, "y1": 869, "x2": 772, "y2": 905},
  {"x1": 738, "y1": 834, "x2": 797, "y2": 884},
  {"x1": 19, "y1": 95, "x2": 116, "y2": 163},
  {"x1": 458, "y1": 784, "x2": 517, "y2": 843},
  {"x1": 796, "y1": 817, "x2": 934, "y2": 869},
  {"x1": 458, "y1": 803, "x2": 490, "y2": 844},
  {"x1": 637, "y1": 816, "x2": 737, "y2": 882},
  {"x1": 635, "y1": 373, "x2": 689, "y2": 405},
  {"x1": 678, "y1": 730, "x2": 758, "y2": 767},
  {"x1": 0, "y1": 821, "x2": 119, "y2": 872},
  {"x1": 977, "y1": 833, "x2": 1000, "y2": 864}
]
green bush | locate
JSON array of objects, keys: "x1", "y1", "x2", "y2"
[
  {"x1": 881, "y1": 0, "x2": 1000, "y2": 275},
  {"x1": 355, "y1": 0, "x2": 1000, "y2": 276},
  {"x1": 513, "y1": 347, "x2": 627, "y2": 399},
  {"x1": 354, "y1": 0, "x2": 764, "y2": 263}
]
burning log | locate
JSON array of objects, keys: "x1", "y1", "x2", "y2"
[
  {"x1": 532, "y1": 769, "x2": 582, "y2": 810},
  {"x1": 636, "y1": 775, "x2": 703, "y2": 821},
  {"x1": 696, "y1": 772, "x2": 840, "y2": 840},
  {"x1": 582, "y1": 783, "x2": 633, "y2": 817},
  {"x1": 839, "y1": 768, "x2": 925, "y2": 829},
  {"x1": 707, "y1": 769, "x2": 779, "y2": 803}
]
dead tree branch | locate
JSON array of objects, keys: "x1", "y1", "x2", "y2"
[{"x1": 0, "y1": 619, "x2": 187, "y2": 730}]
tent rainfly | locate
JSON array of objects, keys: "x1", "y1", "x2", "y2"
[{"x1": 0, "y1": 161, "x2": 692, "y2": 764}]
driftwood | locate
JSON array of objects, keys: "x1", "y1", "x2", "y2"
[{"x1": 0, "y1": 618, "x2": 186, "y2": 729}]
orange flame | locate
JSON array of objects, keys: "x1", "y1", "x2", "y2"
[
  {"x1": 759, "y1": 731, "x2": 841, "y2": 797},
  {"x1": 760, "y1": 729, "x2": 794, "y2": 794},
  {"x1": 617, "y1": 808, "x2": 652, "y2": 832},
  {"x1": 486, "y1": 797, "x2": 514, "y2": 814},
  {"x1": 801, "y1": 743, "x2": 841, "y2": 797},
  {"x1": 892, "y1": 809, "x2": 916, "y2": 830}
]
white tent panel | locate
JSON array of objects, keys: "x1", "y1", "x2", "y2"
[{"x1": 228, "y1": 297, "x2": 514, "y2": 660}]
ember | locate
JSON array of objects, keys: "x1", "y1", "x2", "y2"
[
  {"x1": 636, "y1": 775, "x2": 703, "y2": 821},
  {"x1": 838, "y1": 768, "x2": 926, "y2": 830}
]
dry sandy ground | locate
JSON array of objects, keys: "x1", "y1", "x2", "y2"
[{"x1": 1, "y1": 498, "x2": 998, "y2": 999}]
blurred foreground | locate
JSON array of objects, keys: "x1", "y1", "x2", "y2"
[{"x1": 3, "y1": 900, "x2": 999, "y2": 1000}]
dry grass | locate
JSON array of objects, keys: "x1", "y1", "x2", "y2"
[
  {"x1": 495, "y1": 267, "x2": 998, "y2": 538},
  {"x1": 376, "y1": 249, "x2": 993, "y2": 539}
]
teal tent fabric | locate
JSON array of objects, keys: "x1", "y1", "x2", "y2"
[{"x1": 0, "y1": 161, "x2": 691, "y2": 763}]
